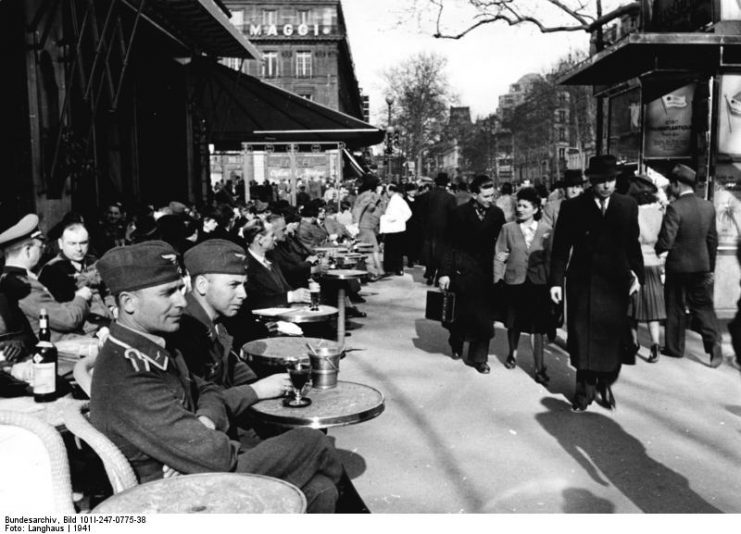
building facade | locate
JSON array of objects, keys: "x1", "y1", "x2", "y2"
[{"x1": 212, "y1": 0, "x2": 366, "y2": 190}]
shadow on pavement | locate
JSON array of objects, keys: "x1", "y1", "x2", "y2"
[
  {"x1": 354, "y1": 356, "x2": 487, "y2": 511},
  {"x1": 725, "y1": 404, "x2": 741, "y2": 417},
  {"x1": 561, "y1": 488, "x2": 616, "y2": 513},
  {"x1": 412, "y1": 318, "x2": 451, "y2": 357},
  {"x1": 536, "y1": 397, "x2": 721, "y2": 513}
]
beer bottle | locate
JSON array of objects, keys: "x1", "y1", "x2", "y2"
[
  {"x1": 33, "y1": 308, "x2": 58, "y2": 402},
  {"x1": 309, "y1": 279, "x2": 321, "y2": 311}
]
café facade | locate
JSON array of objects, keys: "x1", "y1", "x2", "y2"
[{"x1": 560, "y1": 0, "x2": 741, "y2": 315}]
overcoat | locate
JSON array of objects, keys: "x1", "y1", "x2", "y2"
[
  {"x1": 439, "y1": 200, "x2": 505, "y2": 339},
  {"x1": 550, "y1": 191, "x2": 644, "y2": 372},
  {"x1": 420, "y1": 186, "x2": 457, "y2": 271}
]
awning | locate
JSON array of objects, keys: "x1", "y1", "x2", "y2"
[
  {"x1": 192, "y1": 59, "x2": 385, "y2": 150},
  {"x1": 559, "y1": 33, "x2": 741, "y2": 86},
  {"x1": 123, "y1": 0, "x2": 260, "y2": 59}
]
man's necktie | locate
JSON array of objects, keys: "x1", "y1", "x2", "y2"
[{"x1": 599, "y1": 198, "x2": 607, "y2": 216}]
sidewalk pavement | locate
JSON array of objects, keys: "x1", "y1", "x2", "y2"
[{"x1": 328, "y1": 266, "x2": 741, "y2": 513}]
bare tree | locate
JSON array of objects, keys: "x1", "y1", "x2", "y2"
[
  {"x1": 422, "y1": 0, "x2": 637, "y2": 41},
  {"x1": 382, "y1": 52, "x2": 456, "y2": 174}
]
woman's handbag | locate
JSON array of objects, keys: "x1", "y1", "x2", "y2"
[{"x1": 425, "y1": 290, "x2": 456, "y2": 323}]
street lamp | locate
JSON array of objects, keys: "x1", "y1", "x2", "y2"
[{"x1": 385, "y1": 95, "x2": 394, "y2": 181}]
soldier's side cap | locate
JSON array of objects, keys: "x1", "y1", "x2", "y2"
[
  {"x1": 0, "y1": 214, "x2": 45, "y2": 248},
  {"x1": 670, "y1": 163, "x2": 696, "y2": 185},
  {"x1": 98, "y1": 240, "x2": 182, "y2": 294},
  {"x1": 184, "y1": 239, "x2": 247, "y2": 277}
]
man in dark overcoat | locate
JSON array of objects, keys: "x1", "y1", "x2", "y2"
[
  {"x1": 655, "y1": 164, "x2": 722, "y2": 367},
  {"x1": 550, "y1": 155, "x2": 644, "y2": 411},
  {"x1": 421, "y1": 172, "x2": 457, "y2": 285},
  {"x1": 439, "y1": 175, "x2": 505, "y2": 374}
]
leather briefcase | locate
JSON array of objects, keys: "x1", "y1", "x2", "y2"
[{"x1": 425, "y1": 290, "x2": 456, "y2": 323}]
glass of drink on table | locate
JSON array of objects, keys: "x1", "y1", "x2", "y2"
[{"x1": 283, "y1": 357, "x2": 312, "y2": 407}]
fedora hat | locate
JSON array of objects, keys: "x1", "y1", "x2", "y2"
[
  {"x1": 563, "y1": 169, "x2": 585, "y2": 187},
  {"x1": 670, "y1": 164, "x2": 696, "y2": 186},
  {"x1": 584, "y1": 155, "x2": 619, "y2": 182}
]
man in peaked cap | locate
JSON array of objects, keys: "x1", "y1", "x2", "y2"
[
  {"x1": 0, "y1": 214, "x2": 93, "y2": 343},
  {"x1": 90, "y1": 240, "x2": 348, "y2": 513},
  {"x1": 656, "y1": 164, "x2": 723, "y2": 367},
  {"x1": 550, "y1": 155, "x2": 644, "y2": 412}
]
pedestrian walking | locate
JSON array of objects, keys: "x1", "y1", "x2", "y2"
[
  {"x1": 351, "y1": 174, "x2": 384, "y2": 279},
  {"x1": 550, "y1": 155, "x2": 644, "y2": 411},
  {"x1": 438, "y1": 175, "x2": 505, "y2": 374},
  {"x1": 494, "y1": 187, "x2": 552, "y2": 384},
  {"x1": 626, "y1": 177, "x2": 666, "y2": 363},
  {"x1": 403, "y1": 183, "x2": 424, "y2": 267},
  {"x1": 380, "y1": 184, "x2": 412, "y2": 276},
  {"x1": 655, "y1": 164, "x2": 723, "y2": 367},
  {"x1": 420, "y1": 173, "x2": 457, "y2": 285},
  {"x1": 495, "y1": 182, "x2": 516, "y2": 223},
  {"x1": 542, "y1": 169, "x2": 585, "y2": 227}
]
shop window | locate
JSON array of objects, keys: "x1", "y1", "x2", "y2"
[{"x1": 296, "y1": 51, "x2": 312, "y2": 78}]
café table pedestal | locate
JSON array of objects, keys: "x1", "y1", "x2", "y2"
[
  {"x1": 250, "y1": 380, "x2": 384, "y2": 430},
  {"x1": 92, "y1": 473, "x2": 306, "y2": 514},
  {"x1": 321, "y1": 269, "x2": 367, "y2": 342}
]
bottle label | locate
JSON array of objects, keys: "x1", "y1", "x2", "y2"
[
  {"x1": 309, "y1": 281, "x2": 320, "y2": 292},
  {"x1": 40, "y1": 317, "x2": 48, "y2": 330},
  {"x1": 33, "y1": 362, "x2": 56, "y2": 395}
]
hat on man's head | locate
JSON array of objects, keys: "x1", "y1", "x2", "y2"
[
  {"x1": 98, "y1": 240, "x2": 182, "y2": 294},
  {"x1": 563, "y1": 169, "x2": 585, "y2": 187},
  {"x1": 0, "y1": 214, "x2": 45, "y2": 249},
  {"x1": 584, "y1": 155, "x2": 619, "y2": 182},
  {"x1": 670, "y1": 164, "x2": 696, "y2": 185},
  {"x1": 184, "y1": 239, "x2": 247, "y2": 277}
]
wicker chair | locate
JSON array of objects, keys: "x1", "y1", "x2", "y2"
[
  {"x1": 62, "y1": 401, "x2": 138, "y2": 494},
  {"x1": 0, "y1": 410, "x2": 76, "y2": 514}
]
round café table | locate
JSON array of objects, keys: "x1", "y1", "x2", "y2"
[
  {"x1": 241, "y1": 337, "x2": 343, "y2": 373},
  {"x1": 249, "y1": 381, "x2": 384, "y2": 430},
  {"x1": 251, "y1": 304, "x2": 338, "y2": 324},
  {"x1": 322, "y1": 269, "x2": 367, "y2": 342},
  {"x1": 92, "y1": 473, "x2": 306, "y2": 514}
]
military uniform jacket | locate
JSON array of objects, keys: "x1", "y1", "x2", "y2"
[
  {"x1": 90, "y1": 322, "x2": 237, "y2": 483},
  {"x1": 173, "y1": 294, "x2": 259, "y2": 418},
  {"x1": 2, "y1": 266, "x2": 89, "y2": 342}
]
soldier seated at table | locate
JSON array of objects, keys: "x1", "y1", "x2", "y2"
[
  {"x1": 0, "y1": 214, "x2": 95, "y2": 343},
  {"x1": 90, "y1": 241, "x2": 357, "y2": 513},
  {"x1": 38, "y1": 221, "x2": 113, "y2": 331},
  {"x1": 174, "y1": 239, "x2": 291, "y2": 437}
]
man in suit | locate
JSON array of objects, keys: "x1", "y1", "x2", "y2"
[
  {"x1": 421, "y1": 173, "x2": 457, "y2": 285},
  {"x1": 550, "y1": 155, "x2": 644, "y2": 411},
  {"x1": 242, "y1": 220, "x2": 311, "y2": 310},
  {"x1": 439, "y1": 175, "x2": 506, "y2": 374},
  {"x1": 655, "y1": 164, "x2": 722, "y2": 367}
]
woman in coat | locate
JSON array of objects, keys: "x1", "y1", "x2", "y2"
[
  {"x1": 627, "y1": 180, "x2": 666, "y2": 363},
  {"x1": 380, "y1": 184, "x2": 412, "y2": 275},
  {"x1": 351, "y1": 174, "x2": 384, "y2": 279},
  {"x1": 494, "y1": 187, "x2": 552, "y2": 385}
]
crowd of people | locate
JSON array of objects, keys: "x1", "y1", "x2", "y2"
[{"x1": 0, "y1": 155, "x2": 739, "y2": 511}]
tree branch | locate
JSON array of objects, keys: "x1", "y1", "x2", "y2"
[{"x1": 432, "y1": 0, "x2": 595, "y2": 40}]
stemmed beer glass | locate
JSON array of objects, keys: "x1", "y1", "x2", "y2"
[{"x1": 283, "y1": 357, "x2": 312, "y2": 407}]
